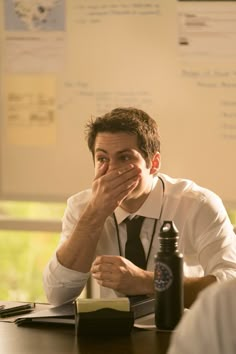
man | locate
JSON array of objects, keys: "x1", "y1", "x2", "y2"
[
  {"x1": 43, "y1": 107, "x2": 236, "y2": 307},
  {"x1": 167, "y1": 278, "x2": 236, "y2": 354}
]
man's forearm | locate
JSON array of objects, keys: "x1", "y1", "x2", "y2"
[
  {"x1": 57, "y1": 205, "x2": 107, "y2": 273},
  {"x1": 184, "y1": 275, "x2": 217, "y2": 308}
]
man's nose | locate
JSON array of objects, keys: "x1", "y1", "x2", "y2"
[{"x1": 107, "y1": 160, "x2": 120, "y2": 172}]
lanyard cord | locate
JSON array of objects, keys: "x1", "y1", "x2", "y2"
[{"x1": 112, "y1": 176, "x2": 165, "y2": 270}]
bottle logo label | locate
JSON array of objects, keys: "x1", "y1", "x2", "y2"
[{"x1": 154, "y1": 262, "x2": 173, "y2": 291}]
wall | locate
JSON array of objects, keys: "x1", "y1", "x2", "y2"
[{"x1": 0, "y1": 0, "x2": 236, "y2": 206}]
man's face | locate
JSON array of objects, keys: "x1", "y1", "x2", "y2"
[{"x1": 94, "y1": 132, "x2": 159, "y2": 201}]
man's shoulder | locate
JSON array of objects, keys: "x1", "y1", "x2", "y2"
[
  {"x1": 159, "y1": 173, "x2": 219, "y2": 202},
  {"x1": 160, "y1": 172, "x2": 199, "y2": 190},
  {"x1": 67, "y1": 189, "x2": 92, "y2": 208}
]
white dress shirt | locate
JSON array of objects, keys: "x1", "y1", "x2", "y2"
[
  {"x1": 43, "y1": 173, "x2": 236, "y2": 305},
  {"x1": 167, "y1": 278, "x2": 236, "y2": 354}
]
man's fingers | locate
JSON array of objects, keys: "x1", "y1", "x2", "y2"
[
  {"x1": 94, "y1": 162, "x2": 109, "y2": 179},
  {"x1": 92, "y1": 270, "x2": 112, "y2": 280},
  {"x1": 92, "y1": 257, "x2": 118, "y2": 274},
  {"x1": 92, "y1": 255, "x2": 123, "y2": 267},
  {"x1": 100, "y1": 164, "x2": 140, "y2": 184},
  {"x1": 92, "y1": 263, "x2": 113, "y2": 274},
  {"x1": 112, "y1": 165, "x2": 141, "y2": 183}
]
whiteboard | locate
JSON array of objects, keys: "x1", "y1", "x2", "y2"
[{"x1": 0, "y1": 0, "x2": 236, "y2": 206}]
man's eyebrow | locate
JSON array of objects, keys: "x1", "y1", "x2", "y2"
[
  {"x1": 95, "y1": 148, "x2": 134, "y2": 154},
  {"x1": 117, "y1": 149, "x2": 134, "y2": 154},
  {"x1": 95, "y1": 148, "x2": 107, "y2": 154}
]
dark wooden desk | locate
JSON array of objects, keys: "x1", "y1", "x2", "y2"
[{"x1": 0, "y1": 321, "x2": 171, "y2": 354}]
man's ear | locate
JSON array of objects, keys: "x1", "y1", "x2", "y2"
[{"x1": 150, "y1": 153, "x2": 161, "y2": 175}]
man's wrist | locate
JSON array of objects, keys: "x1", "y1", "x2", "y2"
[{"x1": 142, "y1": 270, "x2": 155, "y2": 295}]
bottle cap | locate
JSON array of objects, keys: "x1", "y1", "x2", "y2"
[{"x1": 160, "y1": 221, "x2": 178, "y2": 237}]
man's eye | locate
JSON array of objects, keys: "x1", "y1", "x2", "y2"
[
  {"x1": 121, "y1": 155, "x2": 131, "y2": 161},
  {"x1": 97, "y1": 157, "x2": 108, "y2": 162}
]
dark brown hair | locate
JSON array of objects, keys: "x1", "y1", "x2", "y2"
[{"x1": 85, "y1": 107, "x2": 160, "y2": 166}]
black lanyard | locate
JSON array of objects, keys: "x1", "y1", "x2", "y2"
[{"x1": 112, "y1": 176, "x2": 165, "y2": 270}]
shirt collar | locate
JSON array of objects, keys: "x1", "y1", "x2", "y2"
[{"x1": 114, "y1": 175, "x2": 164, "y2": 225}]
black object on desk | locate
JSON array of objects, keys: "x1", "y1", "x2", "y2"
[
  {"x1": 75, "y1": 297, "x2": 133, "y2": 336},
  {"x1": 0, "y1": 302, "x2": 35, "y2": 318},
  {"x1": 14, "y1": 302, "x2": 75, "y2": 326},
  {"x1": 154, "y1": 221, "x2": 184, "y2": 330},
  {"x1": 129, "y1": 295, "x2": 155, "y2": 319},
  {"x1": 74, "y1": 296, "x2": 155, "y2": 336},
  {"x1": 76, "y1": 308, "x2": 134, "y2": 336}
]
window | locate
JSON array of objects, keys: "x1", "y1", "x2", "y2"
[{"x1": 0, "y1": 201, "x2": 64, "y2": 302}]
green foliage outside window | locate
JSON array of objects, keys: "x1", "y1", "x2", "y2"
[
  {"x1": 0, "y1": 201, "x2": 65, "y2": 302},
  {"x1": 0, "y1": 231, "x2": 58, "y2": 302}
]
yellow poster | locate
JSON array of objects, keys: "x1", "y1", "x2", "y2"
[{"x1": 6, "y1": 75, "x2": 56, "y2": 146}]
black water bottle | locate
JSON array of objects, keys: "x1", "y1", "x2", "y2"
[{"x1": 154, "y1": 220, "x2": 184, "y2": 330}]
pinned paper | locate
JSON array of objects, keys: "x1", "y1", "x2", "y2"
[{"x1": 5, "y1": 74, "x2": 57, "y2": 146}]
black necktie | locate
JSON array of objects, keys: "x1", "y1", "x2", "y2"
[{"x1": 125, "y1": 216, "x2": 146, "y2": 269}]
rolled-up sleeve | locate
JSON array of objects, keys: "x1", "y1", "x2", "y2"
[
  {"x1": 43, "y1": 253, "x2": 90, "y2": 306},
  {"x1": 43, "y1": 190, "x2": 92, "y2": 306},
  {"x1": 193, "y1": 192, "x2": 236, "y2": 282}
]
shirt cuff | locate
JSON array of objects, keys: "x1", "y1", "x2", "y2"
[{"x1": 211, "y1": 269, "x2": 236, "y2": 283}]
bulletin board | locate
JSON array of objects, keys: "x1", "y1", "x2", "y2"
[{"x1": 0, "y1": 0, "x2": 236, "y2": 206}]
